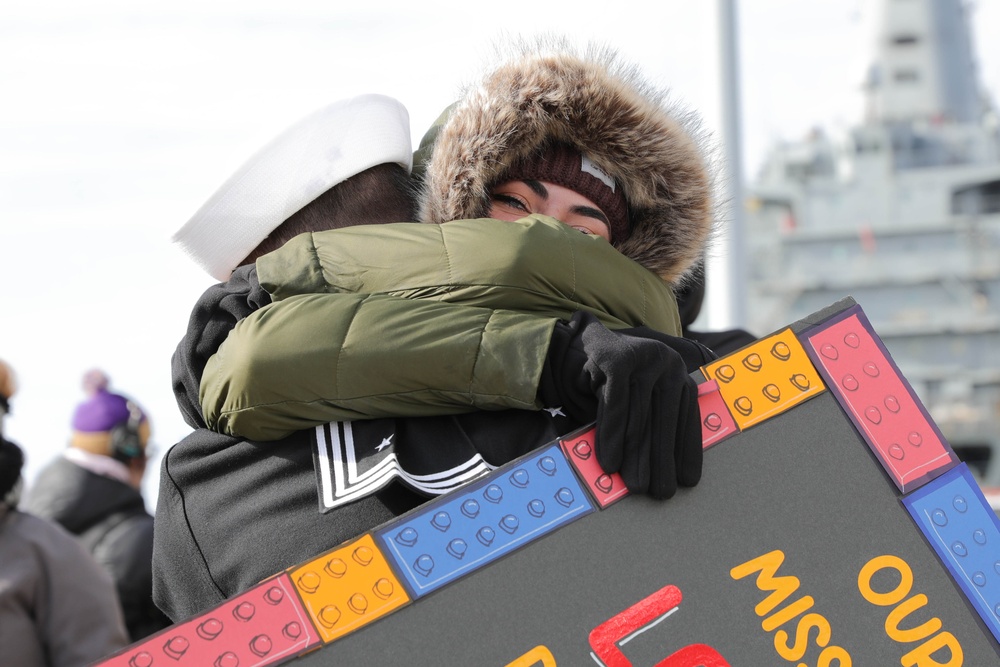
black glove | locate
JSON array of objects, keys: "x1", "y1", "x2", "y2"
[
  {"x1": 538, "y1": 311, "x2": 703, "y2": 499},
  {"x1": 617, "y1": 324, "x2": 719, "y2": 372}
]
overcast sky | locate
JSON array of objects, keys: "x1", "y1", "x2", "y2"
[{"x1": 2, "y1": 0, "x2": 998, "y2": 507}]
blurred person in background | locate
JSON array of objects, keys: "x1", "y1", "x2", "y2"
[
  {"x1": 22, "y1": 369, "x2": 170, "y2": 641},
  {"x1": 0, "y1": 359, "x2": 129, "y2": 666}
]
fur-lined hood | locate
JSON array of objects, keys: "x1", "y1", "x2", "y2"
[{"x1": 415, "y1": 40, "x2": 715, "y2": 286}]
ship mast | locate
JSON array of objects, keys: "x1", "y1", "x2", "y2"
[{"x1": 711, "y1": 0, "x2": 748, "y2": 329}]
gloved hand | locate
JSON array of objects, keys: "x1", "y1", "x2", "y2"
[
  {"x1": 539, "y1": 311, "x2": 703, "y2": 499},
  {"x1": 617, "y1": 324, "x2": 719, "y2": 373}
]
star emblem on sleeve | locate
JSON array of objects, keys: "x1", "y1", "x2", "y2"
[{"x1": 376, "y1": 434, "x2": 395, "y2": 452}]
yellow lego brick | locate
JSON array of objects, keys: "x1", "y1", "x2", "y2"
[
  {"x1": 289, "y1": 533, "x2": 410, "y2": 644},
  {"x1": 504, "y1": 645, "x2": 557, "y2": 666},
  {"x1": 702, "y1": 328, "x2": 825, "y2": 430}
]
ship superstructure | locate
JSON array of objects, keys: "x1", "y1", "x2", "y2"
[{"x1": 745, "y1": 0, "x2": 1000, "y2": 486}]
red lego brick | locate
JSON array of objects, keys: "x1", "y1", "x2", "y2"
[
  {"x1": 560, "y1": 427, "x2": 629, "y2": 508},
  {"x1": 803, "y1": 305, "x2": 958, "y2": 493},
  {"x1": 95, "y1": 574, "x2": 321, "y2": 667},
  {"x1": 698, "y1": 380, "x2": 739, "y2": 449}
]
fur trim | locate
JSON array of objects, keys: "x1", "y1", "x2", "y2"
[{"x1": 418, "y1": 38, "x2": 716, "y2": 285}]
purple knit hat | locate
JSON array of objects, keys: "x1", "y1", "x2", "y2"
[{"x1": 71, "y1": 370, "x2": 143, "y2": 433}]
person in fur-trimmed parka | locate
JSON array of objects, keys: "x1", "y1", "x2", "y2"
[{"x1": 203, "y1": 42, "x2": 717, "y2": 436}]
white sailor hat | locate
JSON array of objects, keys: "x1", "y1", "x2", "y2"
[{"x1": 173, "y1": 94, "x2": 412, "y2": 281}]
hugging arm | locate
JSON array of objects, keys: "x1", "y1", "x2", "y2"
[
  {"x1": 200, "y1": 292, "x2": 557, "y2": 440},
  {"x1": 201, "y1": 218, "x2": 684, "y2": 441},
  {"x1": 199, "y1": 219, "x2": 709, "y2": 497},
  {"x1": 201, "y1": 298, "x2": 712, "y2": 500}
]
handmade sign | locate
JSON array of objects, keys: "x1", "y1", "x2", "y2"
[{"x1": 96, "y1": 298, "x2": 1000, "y2": 666}]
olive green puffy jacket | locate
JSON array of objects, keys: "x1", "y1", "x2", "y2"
[{"x1": 201, "y1": 216, "x2": 682, "y2": 441}]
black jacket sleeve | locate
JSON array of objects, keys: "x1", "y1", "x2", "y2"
[{"x1": 172, "y1": 265, "x2": 272, "y2": 429}]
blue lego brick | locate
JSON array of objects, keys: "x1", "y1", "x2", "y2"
[
  {"x1": 903, "y1": 464, "x2": 1000, "y2": 644},
  {"x1": 375, "y1": 443, "x2": 594, "y2": 598}
]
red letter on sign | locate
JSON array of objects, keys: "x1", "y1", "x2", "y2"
[
  {"x1": 589, "y1": 585, "x2": 731, "y2": 667},
  {"x1": 590, "y1": 585, "x2": 683, "y2": 667}
]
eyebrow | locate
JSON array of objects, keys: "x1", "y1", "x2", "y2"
[
  {"x1": 571, "y1": 205, "x2": 611, "y2": 226},
  {"x1": 523, "y1": 179, "x2": 549, "y2": 198},
  {"x1": 521, "y1": 179, "x2": 611, "y2": 225}
]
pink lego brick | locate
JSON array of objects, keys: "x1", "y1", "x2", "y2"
[
  {"x1": 96, "y1": 574, "x2": 321, "y2": 667},
  {"x1": 803, "y1": 305, "x2": 957, "y2": 493}
]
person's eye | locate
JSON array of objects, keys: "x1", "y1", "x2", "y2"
[
  {"x1": 491, "y1": 193, "x2": 530, "y2": 212},
  {"x1": 571, "y1": 225, "x2": 595, "y2": 235}
]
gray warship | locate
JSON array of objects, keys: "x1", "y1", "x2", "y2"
[{"x1": 743, "y1": 0, "x2": 1000, "y2": 499}]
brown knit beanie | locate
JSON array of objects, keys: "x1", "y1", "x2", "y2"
[{"x1": 494, "y1": 143, "x2": 629, "y2": 242}]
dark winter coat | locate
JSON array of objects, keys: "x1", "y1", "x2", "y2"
[
  {"x1": 0, "y1": 504, "x2": 128, "y2": 666},
  {"x1": 676, "y1": 262, "x2": 758, "y2": 355},
  {"x1": 22, "y1": 457, "x2": 170, "y2": 641}
]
